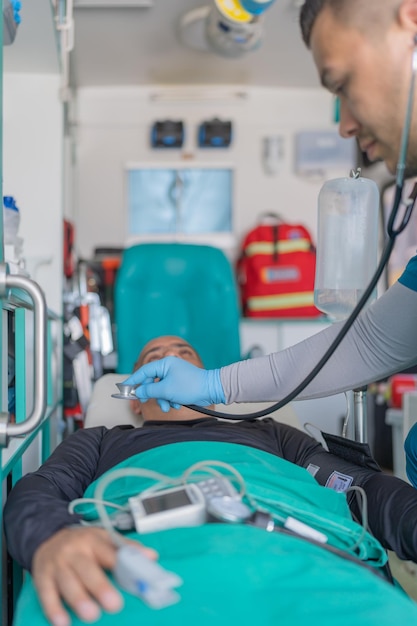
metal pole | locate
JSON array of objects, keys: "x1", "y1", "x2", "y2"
[{"x1": 353, "y1": 386, "x2": 368, "y2": 443}]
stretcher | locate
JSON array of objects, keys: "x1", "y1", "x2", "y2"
[{"x1": 13, "y1": 441, "x2": 417, "y2": 626}]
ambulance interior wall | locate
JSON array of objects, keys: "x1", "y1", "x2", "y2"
[
  {"x1": 66, "y1": 85, "x2": 357, "y2": 439},
  {"x1": 3, "y1": 72, "x2": 63, "y2": 315},
  {"x1": 72, "y1": 85, "x2": 350, "y2": 260}
]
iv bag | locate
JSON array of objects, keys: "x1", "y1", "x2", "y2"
[{"x1": 314, "y1": 176, "x2": 379, "y2": 321}]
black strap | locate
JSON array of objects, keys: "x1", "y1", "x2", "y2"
[{"x1": 321, "y1": 432, "x2": 382, "y2": 472}]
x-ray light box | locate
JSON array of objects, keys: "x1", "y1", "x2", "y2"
[{"x1": 126, "y1": 165, "x2": 233, "y2": 236}]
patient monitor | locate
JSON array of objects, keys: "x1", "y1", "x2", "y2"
[{"x1": 129, "y1": 476, "x2": 251, "y2": 534}]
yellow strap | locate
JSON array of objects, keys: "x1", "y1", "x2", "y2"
[
  {"x1": 247, "y1": 292, "x2": 315, "y2": 311},
  {"x1": 244, "y1": 239, "x2": 312, "y2": 256}
]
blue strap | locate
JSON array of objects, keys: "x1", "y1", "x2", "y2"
[
  {"x1": 398, "y1": 254, "x2": 417, "y2": 291},
  {"x1": 405, "y1": 423, "x2": 417, "y2": 487}
]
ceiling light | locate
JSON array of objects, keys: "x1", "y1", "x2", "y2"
[
  {"x1": 149, "y1": 90, "x2": 248, "y2": 103},
  {"x1": 178, "y1": 1, "x2": 266, "y2": 59},
  {"x1": 74, "y1": 0, "x2": 153, "y2": 8}
]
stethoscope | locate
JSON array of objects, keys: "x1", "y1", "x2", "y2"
[{"x1": 182, "y1": 37, "x2": 417, "y2": 421}]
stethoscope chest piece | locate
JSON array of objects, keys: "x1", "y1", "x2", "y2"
[{"x1": 111, "y1": 382, "x2": 139, "y2": 400}]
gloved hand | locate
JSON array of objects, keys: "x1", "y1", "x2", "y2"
[{"x1": 123, "y1": 356, "x2": 226, "y2": 412}]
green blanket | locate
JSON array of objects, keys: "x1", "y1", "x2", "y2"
[{"x1": 14, "y1": 441, "x2": 417, "y2": 625}]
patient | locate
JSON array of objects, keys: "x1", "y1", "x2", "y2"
[{"x1": 5, "y1": 336, "x2": 417, "y2": 626}]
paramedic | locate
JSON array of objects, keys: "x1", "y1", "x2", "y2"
[
  {"x1": 5, "y1": 335, "x2": 417, "y2": 626},
  {"x1": 126, "y1": 0, "x2": 417, "y2": 466}
]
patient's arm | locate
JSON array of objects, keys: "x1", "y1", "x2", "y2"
[
  {"x1": 273, "y1": 422, "x2": 417, "y2": 562},
  {"x1": 33, "y1": 527, "x2": 123, "y2": 626},
  {"x1": 5, "y1": 426, "x2": 157, "y2": 626},
  {"x1": 4, "y1": 426, "x2": 107, "y2": 571},
  {"x1": 348, "y1": 472, "x2": 417, "y2": 562},
  {"x1": 32, "y1": 527, "x2": 156, "y2": 626}
]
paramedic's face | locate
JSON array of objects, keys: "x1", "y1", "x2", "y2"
[
  {"x1": 130, "y1": 336, "x2": 211, "y2": 421},
  {"x1": 310, "y1": 6, "x2": 417, "y2": 174}
]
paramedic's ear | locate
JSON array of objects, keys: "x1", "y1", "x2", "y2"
[
  {"x1": 130, "y1": 398, "x2": 143, "y2": 417},
  {"x1": 398, "y1": 0, "x2": 417, "y2": 29}
]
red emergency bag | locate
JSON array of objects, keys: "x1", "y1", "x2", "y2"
[{"x1": 237, "y1": 214, "x2": 322, "y2": 318}]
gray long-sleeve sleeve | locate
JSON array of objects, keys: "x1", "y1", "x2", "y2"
[{"x1": 221, "y1": 281, "x2": 417, "y2": 403}]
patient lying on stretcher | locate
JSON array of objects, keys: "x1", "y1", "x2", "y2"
[{"x1": 5, "y1": 335, "x2": 417, "y2": 626}]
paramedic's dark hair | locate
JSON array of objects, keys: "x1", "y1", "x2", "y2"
[
  {"x1": 300, "y1": 0, "x2": 323, "y2": 46},
  {"x1": 300, "y1": 0, "x2": 401, "y2": 48}
]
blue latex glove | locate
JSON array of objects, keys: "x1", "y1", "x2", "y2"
[{"x1": 123, "y1": 356, "x2": 226, "y2": 413}]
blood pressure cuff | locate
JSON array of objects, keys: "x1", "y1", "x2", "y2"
[
  {"x1": 321, "y1": 432, "x2": 382, "y2": 472},
  {"x1": 13, "y1": 442, "x2": 417, "y2": 626}
]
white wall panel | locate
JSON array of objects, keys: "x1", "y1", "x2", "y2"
[
  {"x1": 74, "y1": 85, "x2": 351, "y2": 259},
  {"x1": 2, "y1": 73, "x2": 63, "y2": 313}
]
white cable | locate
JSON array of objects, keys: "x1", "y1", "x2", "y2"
[
  {"x1": 93, "y1": 467, "x2": 176, "y2": 547},
  {"x1": 91, "y1": 462, "x2": 247, "y2": 545},
  {"x1": 345, "y1": 485, "x2": 368, "y2": 552},
  {"x1": 130, "y1": 475, "x2": 182, "y2": 500},
  {"x1": 68, "y1": 497, "x2": 127, "y2": 516},
  {"x1": 75, "y1": 460, "x2": 370, "y2": 558},
  {"x1": 181, "y1": 460, "x2": 247, "y2": 497}
]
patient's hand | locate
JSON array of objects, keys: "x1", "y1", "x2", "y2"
[{"x1": 32, "y1": 526, "x2": 157, "y2": 626}]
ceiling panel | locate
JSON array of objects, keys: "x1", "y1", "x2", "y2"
[
  {"x1": 3, "y1": 0, "x2": 59, "y2": 74},
  {"x1": 3, "y1": 1, "x2": 321, "y2": 89},
  {"x1": 70, "y1": 0, "x2": 320, "y2": 88}
]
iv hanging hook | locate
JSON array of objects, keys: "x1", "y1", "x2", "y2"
[{"x1": 350, "y1": 167, "x2": 362, "y2": 179}]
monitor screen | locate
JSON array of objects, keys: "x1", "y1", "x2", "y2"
[{"x1": 142, "y1": 488, "x2": 192, "y2": 514}]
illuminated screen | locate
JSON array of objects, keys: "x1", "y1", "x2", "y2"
[
  {"x1": 142, "y1": 488, "x2": 192, "y2": 514},
  {"x1": 127, "y1": 168, "x2": 232, "y2": 235}
]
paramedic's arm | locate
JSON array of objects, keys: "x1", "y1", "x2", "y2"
[
  {"x1": 222, "y1": 278, "x2": 417, "y2": 402},
  {"x1": 129, "y1": 270, "x2": 417, "y2": 409}
]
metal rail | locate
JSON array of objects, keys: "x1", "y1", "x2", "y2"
[{"x1": 0, "y1": 264, "x2": 47, "y2": 447}]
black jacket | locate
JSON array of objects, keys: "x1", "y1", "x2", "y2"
[{"x1": 4, "y1": 418, "x2": 417, "y2": 570}]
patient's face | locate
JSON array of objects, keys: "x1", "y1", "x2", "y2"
[{"x1": 130, "y1": 335, "x2": 212, "y2": 421}]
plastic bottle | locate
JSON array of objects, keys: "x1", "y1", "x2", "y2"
[
  {"x1": 314, "y1": 173, "x2": 379, "y2": 321},
  {"x1": 3, "y1": 195, "x2": 21, "y2": 244}
]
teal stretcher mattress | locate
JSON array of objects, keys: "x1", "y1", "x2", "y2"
[{"x1": 13, "y1": 441, "x2": 417, "y2": 625}]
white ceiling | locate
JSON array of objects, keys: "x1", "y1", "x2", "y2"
[
  {"x1": 4, "y1": 0, "x2": 322, "y2": 90},
  {"x1": 3, "y1": 0, "x2": 59, "y2": 74}
]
